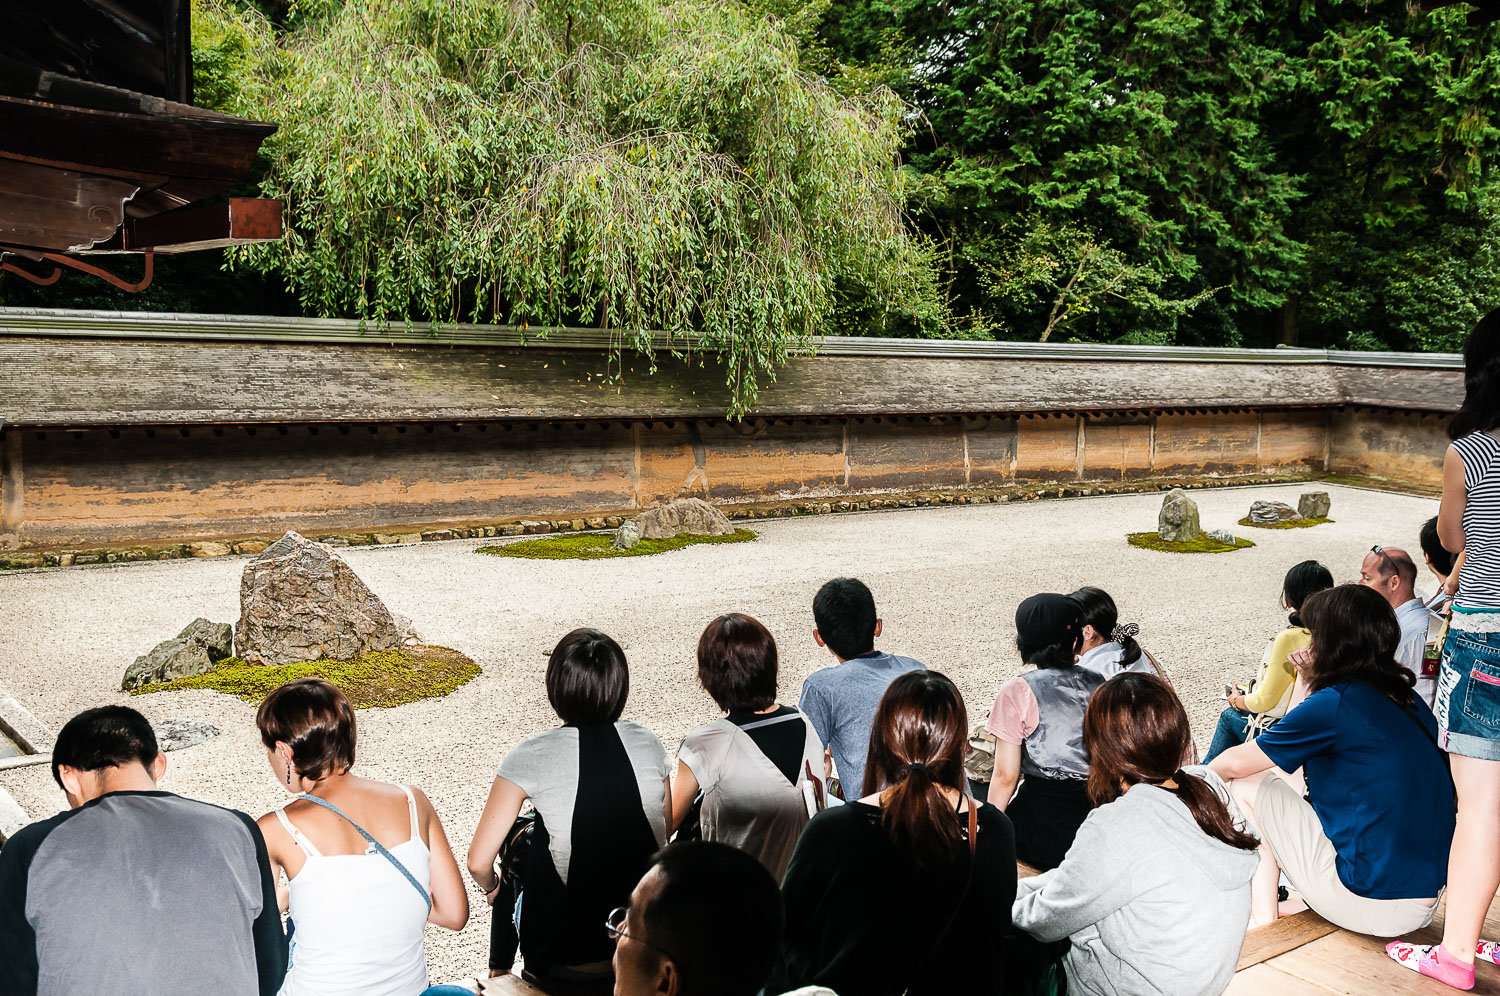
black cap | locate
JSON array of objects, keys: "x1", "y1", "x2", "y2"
[{"x1": 1016, "y1": 593, "x2": 1082, "y2": 649}]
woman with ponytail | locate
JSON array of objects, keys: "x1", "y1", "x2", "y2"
[
  {"x1": 767, "y1": 671, "x2": 1016, "y2": 996},
  {"x1": 1013, "y1": 673, "x2": 1259, "y2": 996},
  {"x1": 1071, "y1": 587, "x2": 1151, "y2": 679}
]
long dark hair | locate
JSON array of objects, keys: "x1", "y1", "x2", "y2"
[
  {"x1": 862, "y1": 670, "x2": 970, "y2": 869},
  {"x1": 1281, "y1": 560, "x2": 1334, "y2": 628},
  {"x1": 1450, "y1": 307, "x2": 1500, "y2": 440},
  {"x1": 1085, "y1": 674, "x2": 1258, "y2": 851},
  {"x1": 1070, "y1": 587, "x2": 1142, "y2": 669},
  {"x1": 1300, "y1": 584, "x2": 1416, "y2": 708}
]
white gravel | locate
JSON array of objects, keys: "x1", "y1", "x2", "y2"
[{"x1": 0, "y1": 482, "x2": 1441, "y2": 979}]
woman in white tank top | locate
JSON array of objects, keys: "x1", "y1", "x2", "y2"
[{"x1": 254, "y1": 678, "x2": 470, "y2": 996}]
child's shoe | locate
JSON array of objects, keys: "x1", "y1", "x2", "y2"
[
  {"x1": 1386, "y1": 942, "x2": 1475, "y2": 990},
  {"x1": 1476, "y1": 940, "x2": 1500, "y2": 966}
]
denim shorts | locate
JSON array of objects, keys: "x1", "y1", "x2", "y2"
[{"x1": 1435, "y1": 625, "x2": 1500, "y2": 760}]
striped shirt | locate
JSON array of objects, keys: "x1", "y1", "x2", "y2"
[{"x1": 1452, "y1": 430, "x2": 1500, "y2": 608}]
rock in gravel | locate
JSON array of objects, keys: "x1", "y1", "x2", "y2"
[
  {"x1": 236, "y1": 531, "x2": 418, "y2": 668},
  {"x1": 153, "y1": 718, "x2": 221, "y2": 751},
  {"x1": 1207, "y1": 529, "x2": 1237, "y2": 545},
  {"x1": 613, "y1": 520, "x2": 641, "y2": 550},
  {"x1": 187, "y1": 541, "x2": 233, "y2": 558},
  {"x1": 1248, "y1": 500, "x2": 1299, "y2": 524},
  {"x1": 1298, "y1": 491, "x2": 1331, "y2": 519},
  {"x1": 121, "y1": 617, "x2": 235, "y2": 690},
  {"x1": 629, "y1": 498, "x2": 735, "y2": 541},
  {"x1": 1157, "y1": 489, "x2": 1203, "y2": 543}
]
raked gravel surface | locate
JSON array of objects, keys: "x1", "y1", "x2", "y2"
[{"x1": 0, "y1": 482, "x2": 1441, "y2": 980}]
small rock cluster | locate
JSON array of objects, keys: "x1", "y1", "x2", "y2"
[
  {"x1": 614, "y1": 498, "x2": 735, "y2": 549},
  {"x1": 1247, "y1": 490, "x2": 1331, "y2": 524}
]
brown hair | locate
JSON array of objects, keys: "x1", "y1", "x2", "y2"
[
  {"x1": 1300, "y1": 584, "x2": 1416, "y2": 708},
  {"x1": 863, "y1": 670, "x2": 970, "y2": 869},
  {"x1": 256, "y1": 677, "x2": 357, "y2": 782},
  {"x1": 546, "y1": 627, "x2": 630, "y2": 726},
  {"x1": 697, "y1": 613, "x2": 778, "y2": 712},
  {"x1": 1084, "y1": 673, "x2": 1257, "y2": 851}
]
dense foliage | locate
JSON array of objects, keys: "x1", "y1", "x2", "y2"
[
  {"x1": 816, "y1": 0, "x2": 1500, "y2": 349},
  {"x1": 197, "y1": 0, "x2": 935, "y2": 412},
  {"x1": 3, "y1": 0, "x2": 1498, "y2": 404}
]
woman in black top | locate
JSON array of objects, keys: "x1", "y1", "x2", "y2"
[{"x1": 767, "y1": 670, "x2": 1017, "y2": 996}]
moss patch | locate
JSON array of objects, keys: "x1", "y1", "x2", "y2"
[
  {"x1": 477, "y1": 528, "x2": 757, "y2": 560},
  {"x1": 130, "y1": 646, "x2": 479, "y2": 708},
  {"x1": 1127, "y1": 531, "x2": 1255, "y2": 554},
  {"x1": 1238, "y1": 516, "x2": 1334, "y2": 530}
]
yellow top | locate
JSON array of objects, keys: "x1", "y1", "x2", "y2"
[{"x1": 1242, "y1": 627, "x2": 1311, "y2": 715}]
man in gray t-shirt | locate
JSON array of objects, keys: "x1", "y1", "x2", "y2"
[
  {"x1": 0, "y1": 706, "x2": 286, "y2": 996},
  {"x1": 798, "y1": 578, "x2": 925, "y2": 797}
]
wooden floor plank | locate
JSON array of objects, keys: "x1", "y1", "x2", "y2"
[
  {"x1": 1264, "y1": 929, "x2": 1500, "y2": 995},
  {"x1": 1225, "y1": 963, "x2": 1338, "y2": 995},
  {"x1": 1238, "y1": 910, "x2": 1339, "y2": 970}
]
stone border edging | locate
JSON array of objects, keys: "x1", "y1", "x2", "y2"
[{"x1": 0, "y1": 473, "x2": 1389, "y2": 571}]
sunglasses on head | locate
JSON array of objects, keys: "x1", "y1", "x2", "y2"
[{"x1": 1371, "y1": 545, "x2": 1397, "y2": 579}]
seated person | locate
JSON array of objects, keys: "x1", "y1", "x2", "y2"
[
  {"x1": 467, "y1": 628, "x2": 671, "y2": 992},
  {"x1": 672, "y1": 613, "x2": 823, "y2": 880},
  {"x1": 798, "y1": 577, "x2": 924, "y2": 797},
  {"x1": 1211, "y1": 584, "x2": 1455, "y2": 934},
  {"x1": 987, "y1": 592, "x2": 1102, "y2": 870},
  {"x1": 1359, "y1": 544, "x2": 1433, "y2": 701},
  {"x1": 768, "y1": 671, "x2": 1016, "y2": 995},
  {"x1": 254, "y1": 677, "x2": 470, "y2": 996},
  {"x1": 1420, "y1": 514, "x2": 1461, "y2": 608},
  {"x1": 1071, "y1": 586, "x2": 1153, "y2": 678},
  {"x1": 1205, "y1": 560, "x2": 1333, "y2": 762},
  {"x1": 610, "y1": 841, "x2": 783, "y2": 996},
  {"x1": 1013, "y1": 673, "x2": 1258, "y2": 996},
  {"x1": 0, "y1": 706, "x2": 286, "y2": 995}
]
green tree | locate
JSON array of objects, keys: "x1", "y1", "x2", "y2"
[{"x1": 198, "y1": 0, "x2": 936, "y2": 413}]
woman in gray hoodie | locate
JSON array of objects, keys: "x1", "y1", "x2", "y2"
[{"x1": 1012, "y1": 673, "x2": 1260, "y2": 996}]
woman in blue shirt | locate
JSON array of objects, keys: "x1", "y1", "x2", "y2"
[{"x1": 1210, "y1": 584, "x2": 1454, "y2": 935}]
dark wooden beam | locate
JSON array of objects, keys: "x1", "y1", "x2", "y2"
[{"x1": 124, "y1": 199, "x2": 284, "y2": 253}]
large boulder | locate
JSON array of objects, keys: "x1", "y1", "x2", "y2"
[
  {"x1": 1298, "y1": 491, "x2": 1332, "y2": 519},
  {"x1": 121, "y1": 617, "x2": 234, "y2": 690},
  {"x1": 1157, "y1": 489, "x2": 1203, "y2": 543},
  {"x1": 628, "y1": 498, "x2": 734, "y2": 541},
  {"x1": 1248, "y1": 500, "x2": 1299, "y2": 524},
  {"x1": 236, "y1": 531, "x2": 418, "y2": 668}
]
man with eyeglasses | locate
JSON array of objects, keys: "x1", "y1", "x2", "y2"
[
  {"x1": 1359, "y1": 545, "x2": 1437, "y2": 703},
  {"x1": 609, "y1": 842, "x2": 791, "y2": 996}
]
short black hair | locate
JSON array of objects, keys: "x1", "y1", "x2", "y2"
[
  {"x1": 51, "y1": 706, "x2": 159, "y2": 788},
  {"x1": 1420, "y1": 517, "x2": 1457, "y2": 576},
  {"x1": 640, "y1": 842, "x2": 784, "y2": 996},
  {"x1": 546, "y1": 627, "x2": 629, "y2": 726},
  {"x1": 697, "y1": 614, "x2": 778, "y2": 712},
  {"x1": 813, "y1": 577, "x2": 878, "y2": 659}
]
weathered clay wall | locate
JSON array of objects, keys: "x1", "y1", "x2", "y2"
[
  {"x1": 1328, "y1": 408, "x2": 1450, "y2": 489},
  {"x1": 1, "y1": 410, "x2": 1335, "y2": 549}
]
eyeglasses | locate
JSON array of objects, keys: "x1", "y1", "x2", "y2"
[
  {"x1": 1371, "y1": 545, "x2": 1396, "y2": 578},
  {"x1": 605, "y1": 906, "x2": 675, "y2": 960}
]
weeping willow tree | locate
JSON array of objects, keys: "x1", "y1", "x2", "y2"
[{"x1": 199, "y1": 0, "x2": 936, "y2": 414}]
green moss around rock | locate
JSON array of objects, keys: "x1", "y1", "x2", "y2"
[
  {"x1": 1126, "y1": 531, "x2": 1255, "y2": 554},
  {"x1": 130, "y1": 646, "x2": 479, "y2": 708},
  {"x1": 476, "y1": 528, "x2": 757, "y2": 560},
  {"x1": 1237, "y1": 516, "x2": 1334, "y2": 530}
]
